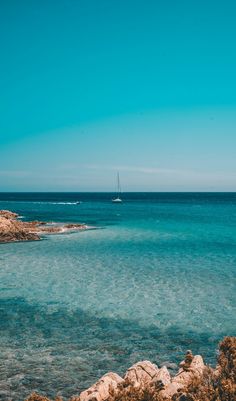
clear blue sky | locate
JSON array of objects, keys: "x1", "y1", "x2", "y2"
[{"x1": 1, "y1": 0, "x2": 236, "y2": 191}]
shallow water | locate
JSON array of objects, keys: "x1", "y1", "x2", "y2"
[{"x1": 0, "y1": 193, "x2": 236, "y2": 400}]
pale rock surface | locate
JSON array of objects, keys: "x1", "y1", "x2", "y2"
[
  {"x1": 160, "y1": 355, "x2": 205, "y2": 399},
  {"x1": 151, "y1": 366, "x2": 171, "y2": 387},
  {"x1": 124, "y1": 360, "x2": 159, "y2": 387},
  {"x1": 79, "y1": 372, "x2": 124, "y2": 401},
  {"x1": 159, "y1": 382, "x2": 183, "y2": 399},
  {"x1": 172, "y1": 355, "x2": 205, "y2": 386}
]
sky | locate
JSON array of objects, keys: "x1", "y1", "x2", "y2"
[{"x1": 0, "y1": 0, "x2": 236, "y2": 191}]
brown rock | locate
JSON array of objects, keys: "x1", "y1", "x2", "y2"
[
  {"x1": 124, "y1": 360, "x2": 159, "y2": 388},
  {"x1": 0, "y1": 210, "x2": 18, "y2": 219},
  {"x1": 79, "y1": 372, "x2": 124, "y2": 401},
  {"x1": 0, "y1": 209, "x2": 88, "y2": 243},
  {"x1": 173, "y1": 355, "x2": 205, "y2": 386},
  {"x1": 179, "y1": 350, "x2": 194, "y2": 371},
  {"x1": 0, "y1": 215, "x2": 40, "y2": 243},
  {"x1": 65, "y1": 224, "x2": 85, "y2": 229},
  {"x1": 160, "y1": 354, "x2": 205, "y2": 399},
  {"x1": 25, "y1": 221, "x2": 46, "y2": 227},
  {"x1": 25, "y1": 393, "x2": 52, "y2": 401},
  {"x1": 159, "y1": 382, "x2": 183, "y2": 399},
  {"x1": 151, "y1": 366, "x2": 171, "y2": 390},
  {"x1": 40, "y1": 226, "x2": 62, "y2": 233}
]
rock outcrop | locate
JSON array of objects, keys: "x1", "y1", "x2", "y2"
[
  {"x1": 0, "y1": 210, "x2": 19, "y2": 219},
  {"x1": 124, "y1": 360, "x2": 159, "y2": 388},
  {"x1": 24, "y1": 337, "x2": 236, "y2": 401},
  {"x1": 0, "y1": 210, "x2": 88, "y2": 243},
  {"x1": 159, "y1": 352, "x2": 205, "y2": 399},
  {"x1": 151, "y1": 366, "x2": 171, "y2": 390},
  {"x1": 72, "y1": 372, "x2": 124, "y2": 401},
  {"x1": 0, "y1": 214, "x2": 40, "y2": 243}
]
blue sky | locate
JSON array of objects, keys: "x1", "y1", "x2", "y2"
[{"x1": 0, "y1": 0, "x2": 236, "y2": 191}]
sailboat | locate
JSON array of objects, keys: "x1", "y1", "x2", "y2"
[{"x1": 112, "y1": 172, "x2": 122, "y2": 203}]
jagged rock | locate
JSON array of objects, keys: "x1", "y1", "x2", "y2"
[
  {"x1": 179, "y1": 350, "x2": 194, "y2": 371},
  {"x1": 160, "y1": 354, "x2": 205, "y2": 399},
  {"x1": 0, "y1": 209, "x2": 88, "y2": 243},
  {"x1": 0, "y1": 215, "x2": 40, "y2": 243},
  {"x1": 124, "y1": 360, "x2": 159, "y2": 388},
  {"x1": 0, "y1": 210, "x2": 18, "y2": 219},
  {"x1": 78, "y1": 372, "x2": 124, "y2": 401},
  {"x1": 159, "y1": 382, "x2": 183, "y2": 399},
  {"x1": 23, "y1": 338, "x2": 236, "y2": 401},
  {"x1": 151, "y1": 366, "x2": 171, "y2": 389},
  {"x1": 174, "y1": 355, "x2": 205, "y2": 385},
  {"x1": 190, "y1": 355, "x2": 205, "y2": 374}
]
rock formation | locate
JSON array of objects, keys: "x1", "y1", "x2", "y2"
[
  {"x1": 0, "y1": 210, "x2": 19, "y2": 219},
  {"x1": 124, "y1": 360, "x2": 159, "y2": 388},
  {"x1": 151, "y1": 366, "x2": 171, "y2": 390},
  {"x1": 159, "y1": 353, "x2": 205, "y2": 399},
  {"x1": 0, "y1": 210, "x2": 87, "y2": 243},
  {"x1": 74, "y1": 372, "x2": 124, "y2": 401},
  {"x1": 24, "y1": 337, "x2": 236, "y2": 401},
  {"x1": 0, "y1": 212, "x2": 40, "y2": 243}
]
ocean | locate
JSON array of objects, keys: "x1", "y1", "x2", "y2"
[{"x1": 0, "y1": 192, "x2": 235, "y2": 400}]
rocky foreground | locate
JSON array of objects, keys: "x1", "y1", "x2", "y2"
[
  {"x1": 0, "y1": 210, "x2": 87, "y2": 243},
  {"x1": 25, "y1": 337, "x2": 236, "y2": 401}
]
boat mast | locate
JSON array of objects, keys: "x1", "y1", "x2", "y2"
[{"x1": 117, "y1": 172, "x2": 121, "y2": 196}]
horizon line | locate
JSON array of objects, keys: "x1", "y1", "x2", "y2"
[{"x1": 0, "y1": 191, "x2": 236, "y2": 194}]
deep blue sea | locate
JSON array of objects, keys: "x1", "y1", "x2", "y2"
[{"x1": 0, "y1": 192, "x2": 235, "y2": 400}]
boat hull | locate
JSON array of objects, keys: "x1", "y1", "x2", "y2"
[{"x1": 112, "y1": 198, "x2": 122, "y2": 203}]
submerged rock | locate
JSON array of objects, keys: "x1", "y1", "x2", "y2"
[{"x1": 64, "y1": 224, "x2": 85, "y2": 229}]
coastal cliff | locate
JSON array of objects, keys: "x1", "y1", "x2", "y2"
[
  {"x1": 25, "y1": 337, "x2": 236, "y2": 401},
  {"x1": 0, "y1": 210, "x2": 87, "y2": 243}
]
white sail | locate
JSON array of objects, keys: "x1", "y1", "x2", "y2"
[{"x1": 112, "y1": 172, "x2": 122, "y2": 202}]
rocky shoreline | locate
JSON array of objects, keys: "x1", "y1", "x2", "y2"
[
  {"x1": 24, "y1": 337, "x2": 236, "y2": 401},
  {"x1": 1, "y1": 211, "x2": 235, "y2": 400},
  {"x1": 0, "y1": 210, "x2": 88, "y2": 243}
]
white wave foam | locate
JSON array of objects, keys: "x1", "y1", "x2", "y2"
[
  {"x1": 0, "y1": 201, "x2": 81, "y2": 205},
  {"x1": 51, "y1": 202, "x2": 79, "y2": 205}
]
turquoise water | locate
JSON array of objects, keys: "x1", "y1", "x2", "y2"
[{"x1": 0, "y1": 193, "x2": 236, "y2": 400}]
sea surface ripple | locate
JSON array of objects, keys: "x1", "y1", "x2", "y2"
[{"x1": 0, "y1": 192, "x2": 235, "y2": 400}]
